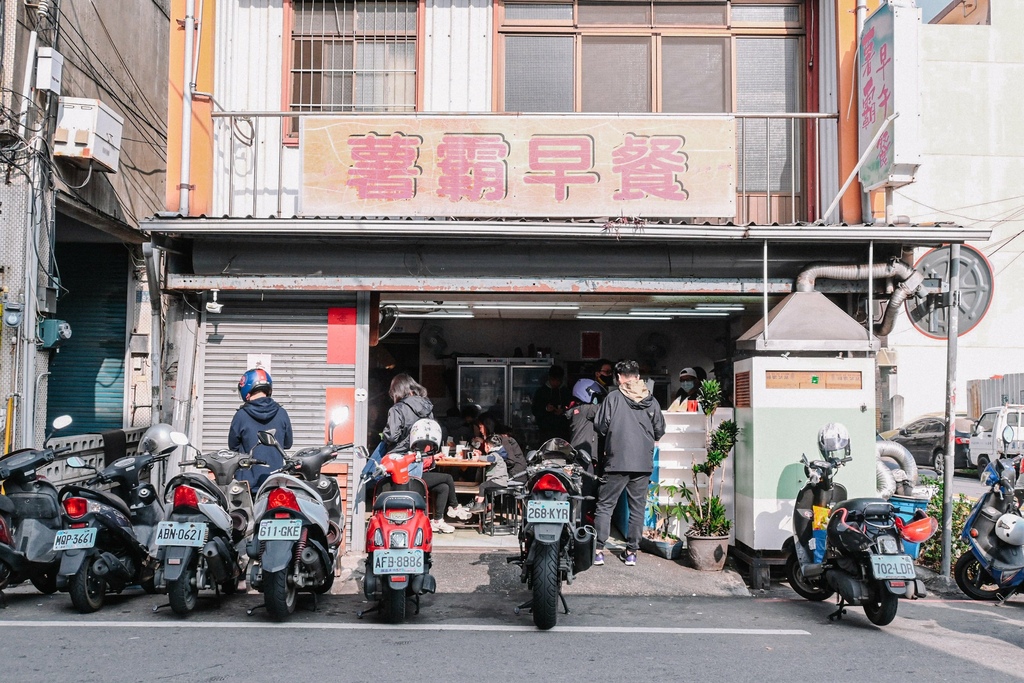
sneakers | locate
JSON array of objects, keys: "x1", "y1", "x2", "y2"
[
  {"x1": 430, "y1": 518, "x2": 455, "y2": 534},
  {"x1": 594, "y1": 550, "x2": 605, "y2": 566},
  {"x1": 624, "y1": 551, "x2": 637, "y2": 567},
  {"x1": 447, "y1": 505, "x2": 472, "y2": 521},
  {"x1": 466, "y1": 500, "x2": 487, "y2": 515}
]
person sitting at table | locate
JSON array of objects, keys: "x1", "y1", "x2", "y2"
[
  {"x1": 465, "y1": 435, "x2": 510, "y2": 515},
  {"x1": 473, "y1": 414, "x2": 528, "y2": 478}
]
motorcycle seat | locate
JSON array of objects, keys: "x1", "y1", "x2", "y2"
[
  {"x1": 833, "y1": 497, "x2": 891, "y2": 519},
  {"x1": 0, "y1": 494, "x2": 15, "y2": 515},
  {"x1": 373, "y1": 491, "x2": 427, "y2": 512},
  {"x1": 61, "y1": 484, "x2": 132, "y2": 518}
]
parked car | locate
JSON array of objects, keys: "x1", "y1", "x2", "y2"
[{"x1": 887, "y1": 415, "x2": 971, "y2": 474}]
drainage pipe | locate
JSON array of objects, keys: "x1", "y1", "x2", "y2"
[
  {"x1": 178, "y1": 0, "x2": 196, "y2": 215},
  {"x1": 142, "y1": 243, "x2": 163, "y2": 422}
]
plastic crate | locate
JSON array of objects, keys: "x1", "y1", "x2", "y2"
[{"x1": 890, "y1": 494, "x2": 930, "y2": 559}]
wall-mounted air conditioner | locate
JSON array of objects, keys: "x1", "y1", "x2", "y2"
[{"x1": 53, "y1": 97, "x2": 124, "y2": 173}]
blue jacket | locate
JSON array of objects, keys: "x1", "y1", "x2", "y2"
[{"x1": 228, "y1": 397, "x2": 293, "y2": 490}]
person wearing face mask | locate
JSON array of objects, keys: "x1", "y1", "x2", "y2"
[
  {"x1": 593, "y1": 358, "x2": 615, "y2": 393},
  {"x1": 667, "y1": 367, "x2": 700, "y2": 412}
]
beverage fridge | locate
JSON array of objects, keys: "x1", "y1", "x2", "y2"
[{"x1": 456, "y1": 357, "x2": 554, "y2": 450}]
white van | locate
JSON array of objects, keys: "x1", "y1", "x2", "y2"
[{"x1": 971, "y1": 405, "x2": 1024, "y2": 474}]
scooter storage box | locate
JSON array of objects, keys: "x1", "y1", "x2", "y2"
[{"x1": 889, "y1": 495, "x2": 929, "y2": 559}]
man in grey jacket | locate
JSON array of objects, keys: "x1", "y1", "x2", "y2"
[{"x1": 592, "y1": 360, "x2": 666, "y2": 567}]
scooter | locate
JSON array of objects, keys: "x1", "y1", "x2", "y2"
[
  {"x1": 358, "y1": 447, "x2": 436, "y2": 623},
  {"x1": 0, "y1": 416, "x2": 74, "y2": 597},
  {"x1": 55, "y1": 424, "x2": 181, "y2": 613},
  {"x1": 954, "y1": 427, "x2": 1024, "y2": 600},
  {"x1": 154, "y1": 444, "x2": 262, "y2": 615},
  {"x1": 786, "y1": 441, "x2": 936, "y2": 626},
  {"x1": 245, "y1": 430, "x2": 353, "y2": 621},
  {"x1": 510, "y1": 438, "x2": 597, "y2": 630}
]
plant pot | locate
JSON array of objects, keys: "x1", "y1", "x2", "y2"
[
  {"x1": 686, "y1": 534, "x2": 729, "y2": 571},
  {"x1": 640, "y1": 536, "x2": 683, "y2": 560}
]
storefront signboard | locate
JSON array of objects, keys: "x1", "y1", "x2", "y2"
[
  {"x1": 858, "y1": 1, "x2": 921, "y2": 191},
  {"x1": 301, "y1": 115, "x2": 736, "y2": 218},
  {"x1": 765, "y1": 371, "x2": 863, "y2": 391}
]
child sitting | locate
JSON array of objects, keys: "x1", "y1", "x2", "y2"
[{"x1": 466, "y1": 434, "x2": 509, "y2": 515}]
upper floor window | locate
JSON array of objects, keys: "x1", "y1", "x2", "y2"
[{"x1": 289, "y1": 0, "x2": 418, "y2": 118}]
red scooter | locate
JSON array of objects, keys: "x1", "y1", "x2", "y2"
[{"x1": 358, "y1": 422, "x2": 439, "y2": 623}]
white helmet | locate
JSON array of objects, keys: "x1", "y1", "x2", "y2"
[
  {"x1": 139, "y1": 423, "x2": 177, "y2": 455},
  {"x1": 995, "y1": 514, "x2": 1024, "y2": 546},
  {"x1": 817, "y1": 422, "x2": 851, "y2": 461},
  {"x1": 408, "y1": 418, "x2": 442, "y2": 454}
]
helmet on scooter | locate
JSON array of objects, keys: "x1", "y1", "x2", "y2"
[
  {"x1": 995, "y1": 514, "x2": 1024, "y2": 546},
  {"x1": 238, "y1": 368, "x2": 272, "y2": 402},
  {"x1": 408, "y1": 418, "x2": 442, "y2": 454},
  {"x1": 139, "y1": 423, "x2": 178, "y2": 455},
  {"x1": 817, "y1": 422, "x2": 851, "y2": 462},
  {"x1": 572, "y1": 378, "x2": 604, "y2": 405}
]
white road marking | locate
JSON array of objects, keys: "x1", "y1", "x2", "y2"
[{"x1": 0, "y1": 620, "x2": 810, "y2": 635}]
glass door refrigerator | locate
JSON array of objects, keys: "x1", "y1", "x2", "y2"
[
  {"x1": 456, "y1": 358, "x2": 508, "y2": 431},
  {"x1": 457, "y1": 357, "x2": 553, "y2": 450},
  {"x1": 509, "y1": 358, "x2": 554, "y2": 450}
]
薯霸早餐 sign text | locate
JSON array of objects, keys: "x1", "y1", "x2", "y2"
[{"x1": 300, "y1": 115, "x2": 736, "y2": 218}]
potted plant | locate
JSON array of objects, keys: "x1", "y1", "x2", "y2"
[
  {"x1": 641, "y1": 482, "x2": 686, "y2": 560},
  {"x1": 682, "y1": 379, "x2": 738, "y2": 571}
]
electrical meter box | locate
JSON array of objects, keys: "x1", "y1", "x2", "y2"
[
  {"x1": 53, "y1": 97, "x2": 124, "y2": 173},
  {"x1": 38, "y1": 318, "x2": 72, "y2": 349}
]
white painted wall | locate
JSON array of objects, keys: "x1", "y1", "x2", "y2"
[
  {"x1": 424, "y1": 0, "x2": 493, "y2": 112},
  {"x1": 887, "y1": 0, "x2": 1024, "y2": 421}
]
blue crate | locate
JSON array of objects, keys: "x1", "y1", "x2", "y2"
[{"x1": 889, "y1": 494, "x2": 930, "y2": 559}]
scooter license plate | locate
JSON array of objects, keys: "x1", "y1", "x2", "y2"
[
  {"x1": 372, "y1": 549, "x2": 424, "y2": 575},
  {"x1": 526, "y1": 500, "x2": 570, "y2": 523},
  {"x1": 870, "y1": 554, "x2": 916, "y2": 580},
  {"x1": 154, "y1": 521, "x2": 207, "y2": 547},
  {"x1": 52, "y1": 528, "x2": 96, "y2": 551},
  {"x1": 257, "y1": 519, "x2": 303, "y2": 541}
]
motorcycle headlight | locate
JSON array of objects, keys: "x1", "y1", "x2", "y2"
[{"x1": 389, "y1": 531, "x2": 408, "y2": 549}]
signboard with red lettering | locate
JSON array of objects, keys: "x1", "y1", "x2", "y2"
[
  {"x1": 300, "y1": 115, "x2": 736, "y2": 218},
  {"x1": 858, "y1": 1, "x2": 921, "y2": 191}
]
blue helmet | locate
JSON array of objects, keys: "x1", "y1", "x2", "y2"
[
  {"x1": 572, "y1": 378, "x2": 604, "y2": 404},
  {"x1": 238, "y1": 368, "x2": 273, "y2": 401}
]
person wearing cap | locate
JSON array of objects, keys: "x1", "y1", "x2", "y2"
[{"x1": 668, "y1": 367, "x2": 701, "y2": 412}]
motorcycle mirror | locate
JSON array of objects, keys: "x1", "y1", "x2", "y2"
[
  {"x1": 329, "y1": 406, "x2": 350, "y2": 427},
  {"x1": 1002, "y1": 425, "x2": 1016, "y2": 448},
  {"x1": 257, "y1": 430, "x2": 279, "y2": 448},
  {"x1": 52, "y1": 415, "x2": 73, "y2": 431},
  {"x1": 66, "y1": 456, "x2": 87, "y2": 468},
  {"x1": 170, "y1": 431, "x2": 190, "y2": 446}
]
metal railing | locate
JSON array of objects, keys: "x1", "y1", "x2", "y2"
[{"x1": 208, "y1": 111, "x2": 839, "y2": 225}]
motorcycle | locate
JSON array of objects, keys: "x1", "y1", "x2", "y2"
[
  {"x1": 786, "y1": 433, "x2": 936, "y2": 626},
  {"x1": 245, "y1": 429, "x2": 352, "y2": 621},
  {"x1": 0, "y1": 416, "x2": 74, "y2": 596},
  {"x1": 55, "y1": 424, "x2": 182, "y2": 613},
  {"x1": 954, "y1": 426, "x2": 1024, "y2": 600},
  {"x1": 357, "y1": 446, "x2": 436, "y2": 623},
  {"x1": 510, "y1": 438, "x2": 597, "y2": 630},
  {"x1": 154, "y1": 445, "x2": 262, "y2": 615}
]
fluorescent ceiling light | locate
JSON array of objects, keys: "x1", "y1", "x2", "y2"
[
  {"x1": 398, "y1": 312, "x2": 474, "y2": 319},
  {"x1": 392, "y1": 303, "x2": 470, "y2": 310},
  {"x1": 474, "y1": 304, "x2": 580, "y2": 310},
  {"x1": 695, "y1": 304, "x2": 744, "y2": 310},
  {"x1": 628, "y1": 309, "x2": 729, "y2": 317},
  {"x1": 577, "y1": 315, "x2": 671, "y2": 321}
]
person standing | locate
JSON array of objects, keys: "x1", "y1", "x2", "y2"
[
  {"x1": 592, "y1": 358, "x2": 615, "y2": 394},
  {"x1": 592, "y1": 360, "x2": 666, "y2": 567},
  {"x1": 229, "y1": 368, "x2": 294, "y2": 491},
  {"x1": 567, "y1": 378, "x2": 605, "y2": 469},
  {"x1": 667, "y1": 367, "x2": 701, "y2": 412},
  {"x1": 531, "y1": 365, "x2": 572, "y2": 443}
]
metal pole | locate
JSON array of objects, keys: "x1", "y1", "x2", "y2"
[
  {"x1": 941, "y1": 243, "x2": 961, "y2": 577},
  {"x1": 762, "y1": 240, "x2": 769, "y2": 342},
  {"x1": 868, "y1": 241, "x2": 873, "y2": 342},
  {"x1": 178, "y1": 0, "x2": 196, "y2": 215}
]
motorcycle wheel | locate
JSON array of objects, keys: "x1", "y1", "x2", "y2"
[
  {"x1": 954, "y1": 552, "x2": 1001, "y2": 600},
  {"x1": 531, "y1": 543, "x2": 560, "y2": 630},
  {"x1": 863, "y1": 586, "x2": 899, "y2": 626},
  {"x1": 264, "y1": 568, "x2": 297, "y2": 621},
  {"x1": 383, "y1": 584, "x2": 407, "y2": 624},
  {"x1": 31, "y1": 570, "x2": 59, "y2": 595},
  {"x1": 69, "y1": 558, "x2": 106, "y2": 613},
  {"x1": 785, "y1": 555, "x2": 834, "y2": 602},
  {"x1": 168, "y1": 561, "x2": 199, "y2": 616}
]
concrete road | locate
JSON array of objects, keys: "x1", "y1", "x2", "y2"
[{"x1": 2, "y1": 554, "x2": 1023, "y2": 682}]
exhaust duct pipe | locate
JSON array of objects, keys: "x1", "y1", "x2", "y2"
[
  {"x1": 876, "y1": 460, "x2": 897, "y2": 500},
  {"x1": 876, "y1": 440, "x2": 919, "y2": 486}
]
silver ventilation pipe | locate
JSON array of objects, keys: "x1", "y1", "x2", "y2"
[
  {"x1": 795, "y1": 258, "x2": 923, "y2": 336},
  {"x1": 875, "y1": 460, "x2": 897, "y2": 500},
  {"x1": 876, "y1": 439, "x2": 919, "y2": 487}
]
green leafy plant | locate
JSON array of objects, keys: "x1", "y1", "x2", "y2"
[
  {"x1": 645, "y1": 482, "x2": 687, "y2": 541},
  {"x1": 681, "y1": 379, "x2": 738, "y2": 537},
  {"x1": 916, "y1": 475, "x2": 973, "y2": 574}
]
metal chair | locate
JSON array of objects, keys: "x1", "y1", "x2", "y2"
[{"x1": 480, "y1": 485, "x2": 519, "y2": 536}]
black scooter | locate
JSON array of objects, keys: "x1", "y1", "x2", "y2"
[
  {"x1": 0, "y1": 416, "x2": 74, "y2": 597},
  {"x1": 55, "y1": 428, "x2": 181, "y2": 612},
  {"x1": 786, "y1": 450, "x2": 935, "y2": 626},
  {"x1": 510, "y1": 438, "x2": 597, "y2": 630}
]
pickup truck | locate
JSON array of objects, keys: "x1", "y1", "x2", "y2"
[{"x1": 970, "y1": 404, "x2": 1024, "y2": 477}]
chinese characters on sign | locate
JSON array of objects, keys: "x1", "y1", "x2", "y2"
[
  {"x1": 858, "y1": 2, "x2": 902, "y2": 190},
  {"x1": 301, "y1": 116, "x2": 736, "y2": 218}
]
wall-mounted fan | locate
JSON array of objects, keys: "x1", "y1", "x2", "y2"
[
  {"x1": 421, "y1": 323, "x2": 449, "y2": 358},
  {"x1": 635, "y1": 331, "x2": 671, "y2": 364}
]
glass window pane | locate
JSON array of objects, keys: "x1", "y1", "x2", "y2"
[
  {"x1": 505, "y1": 2, "x2": 573, "y2": 21},
  {"x1": 655, "y1": 2, "x2": 727, "y2": 26},
  {"x1": 736, "y1": 37, "x2": 801, "y2": 192},
  {"x1": 732, "y1": 4, "x2": 801, "y2": 24},
  {"x1": 356, "y1": 0, "x2": 417, "y2": 32},
  {"x1": 582, "y1": 36, "x2": 651, "y2": 112},
  {"x1": 295, "y1": 1, "x2": 353, "y2": 35},
  {"x1": 578, "y1": 2, "x2": 651, "y2": 25},
  {"x1": 356, "y1": 41, "x2": 416, "y2": 109},
  {"x1": 662, "y1": 37, "x2": 730, "y2": 113},
  {"x1": 504, "y1": 35, "x2": 575, "y2": 112}
]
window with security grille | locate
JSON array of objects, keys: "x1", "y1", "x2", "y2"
[{"x1": 290, "y1": 0, "x2": 417, "y2": 124}]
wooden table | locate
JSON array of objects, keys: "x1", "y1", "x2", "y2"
[{"x1": 432, "y1": 458, "x2": 489, "y2": 495}]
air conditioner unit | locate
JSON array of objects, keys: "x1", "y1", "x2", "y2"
[{"x1": 53, "y1": 97, "x2": 124, "y2": 173}]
